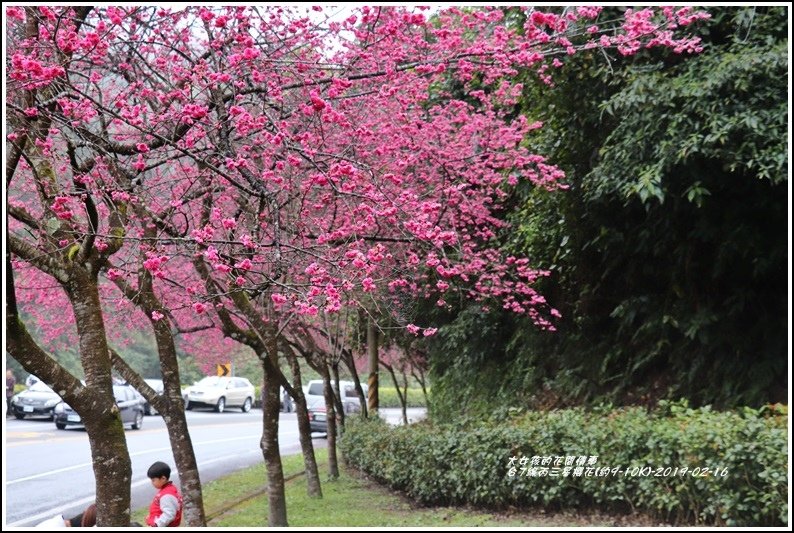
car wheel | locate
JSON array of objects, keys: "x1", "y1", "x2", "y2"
[
  {"x1": 56, "y1": 422, "x2": 66, "y2": 430},
  {"x1": 132, "y1": 412, "x2": 143, "y2": 430},
  {"x1": 215, "y1": 397, "x2": 225, "y2": 413},
  {"x1": 241, "y1": 397, "x2": 252, "y2": 413},
  {"x1": 14, "y1": 413, "x2": 24, "y2": 420}
]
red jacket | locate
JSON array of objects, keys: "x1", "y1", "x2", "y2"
[{"x1": 146, "y1": 481, "x2": 183, "y2": 527}]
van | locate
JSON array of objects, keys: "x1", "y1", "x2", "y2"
[{"x1": 304, "y1": 379, "x2": 368, "y2": 414}]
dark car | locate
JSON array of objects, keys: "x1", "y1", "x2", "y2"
[
  {"x1": 10, "y1": 380, "x2": 62, "y2": 420},
  {"x1": 308, "y1": 406, "x2": 327, "y2": 434},
  {"x1": 53, "y1": 384, "x2": 145, "y2": 430},
  {"x1": 140, "y1": 378, "x2": 164, "y2": 416}
]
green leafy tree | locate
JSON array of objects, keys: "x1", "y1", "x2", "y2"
[{"x1": 429, "y1": 7, "x2": 788, "y2": 414}]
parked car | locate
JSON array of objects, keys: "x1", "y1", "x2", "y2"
[
  {"x1": 53, "y1": 384, "x2": 145, "y2": 430},
  {"x1": 10, "y1": 380, "x2": 62, "y2": 420},
  {"x1": 138, "y1": 378, "x2": 164, "y2": 416},
  {"x1": 308, "y1": 406, "x2": 327, "y2": 434},
  {"x1": 304, "y1": 380, "x2": 367, "y2": 414},
  {"x1": 184, "y1": 376, "x2": 255, "y2": 413}
]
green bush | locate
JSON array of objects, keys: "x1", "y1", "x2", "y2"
[{"x1": 340, "y1": 402, "x2": 787, "y2": 526}]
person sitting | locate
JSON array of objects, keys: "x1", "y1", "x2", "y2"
[
  {"x1": 68, "y1": 503, "x2": 97, "y2": 527},
  {"x1": 35, "y1": 503, "x2": 96, "y2": 527},
  {"x1": 145, "y1": 461, "x2": 183, "y2": 527}
]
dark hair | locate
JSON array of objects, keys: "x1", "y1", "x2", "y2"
[
  {"x1": 81, "y1": 504, "x2": 97, "y2": 527},
  {"x1": 68, "y1": 503, "x2": 97, "y2": 527},
  {"x1": 147, "y1": 461, "x2": 171, "y2": 480}
]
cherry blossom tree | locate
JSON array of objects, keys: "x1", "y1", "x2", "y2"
[
  {"x1": 6, "y1": 7, "x2": 138, "y2": 526},
  {"x1": 7, "y1": 5, "x2": 709, "y2": 526}
]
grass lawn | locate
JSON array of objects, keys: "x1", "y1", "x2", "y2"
[{"x1": 133, "y1": 448, "x2": 659, "y2": 527}]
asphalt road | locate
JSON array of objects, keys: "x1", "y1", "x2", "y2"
[
  {"x1": 3, "y1": 408, "x2": 310, "y2": 527},
  {"x1": 3, "y1": 406, "x2": 424, "y2": 527}
]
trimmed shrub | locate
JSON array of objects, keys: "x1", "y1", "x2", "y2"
[{"x1": 340, "y1": 402, "x2": 787, "y2": 526}]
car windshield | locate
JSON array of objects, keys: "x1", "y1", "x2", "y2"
[
  {"x1": 144, "y1": 379, "x2": 163, "y2": 390},
  {"x1": 113, "y1": 385, "x2": 130, "y2": 402},
  {"x1": 29, "y1": 381, "x2": 55, "y2": 393},
  {"x1": 307, "y1": 383, "x2": 324, "y2": 395},
  {"x1": 196, "y1": 376, "x2": 229, "y2": 388}
]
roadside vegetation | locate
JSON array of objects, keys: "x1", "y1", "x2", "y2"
[
  {"x1": 8, "y1": 6, "x2": 786, "y2": 527},
  {"x1": 341, "y1": 403, "x2": 788, "y2": 526},
  {"x1": 136, "y1": 449, "x2": 662, "y2": 527}
]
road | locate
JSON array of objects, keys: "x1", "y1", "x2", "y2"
[
  {"x1": 3, "y1": 407, "x2": 424, "y2": 527},
  {"x1": 3, "y1": 408, "x2": 308, "y2": 527}
]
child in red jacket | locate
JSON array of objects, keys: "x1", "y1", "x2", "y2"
[{"x1": 146, "y1": 461, "x2": 183, "y2": 527}]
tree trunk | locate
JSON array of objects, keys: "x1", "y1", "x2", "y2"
[
  {"x1": 208, "y1": 282, "x2": 291, "y2": 526},
  {"x1": 7, "y1": 251, "x2": 132, "y2": 526},
  {"x1": 284, "y1": 344, "x2": 322, "y2": 498},
  {"x1": 412, "y1": 367, "x2": 429, "y2": 408},
  {"x1": 330, "y1": 361, "x2": 345, "y2": 430},
  {"x1": 159, "y1": 364, "x2": 206, "y2": 525},
  {"x1": 321, "y1": 364, "x2": 339, "y2": 479},
  {"x1": 343, "y1": 350, "x2": 368, "y2": 419},
  {"x1": 400, "y1": 369, "x2": 409, "y2": 425},
  {"x1": 367, "y1": 318, "x2": 379, "y2": 413},
  {"x1": 383, "y1": 362, "x2": 408, "y2": 425},
  {"x1": 81, "y1": 414, "x2": 133, "y2": 527},
  {"x1": 67, "y1": 271, "x2": 133, "y2": 526},
  {"x1": 110, "y1": 323, "x2": 207, "y2": 526},
  {"x1": 108, "y1": 209, "x2": 208, "y2": 525},
  {"x1": 260, "y1": 331, "x2": 288, "y2": 526}
]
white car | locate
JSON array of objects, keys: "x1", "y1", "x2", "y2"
[
  {"x1": 304, "y1": 379, "x2": 367, "y2": 414},
  {"x1": 10, "y1": 380, "x2": 62, "y2": 420},
  {"x1": 184, "y1": 376, "x2": 255, "y2": 413}
]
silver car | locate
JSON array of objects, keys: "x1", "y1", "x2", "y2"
[
  {"x1": 184, "y1": 376, "x2": 255, "y2": 413},
  {"x1": 303, "y1": 380, "x2": 367, "y2": 414},
  {"x1": 10, "y1": 380, "x2": 62, "y2": 420}
]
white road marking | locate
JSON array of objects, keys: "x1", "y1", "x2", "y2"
[
  {"x1": 6, "y1": 446, "x2": 273, "y2": 526},
  {"x1": 6, "y1": 431, "x2": 298, "y2": 485}
]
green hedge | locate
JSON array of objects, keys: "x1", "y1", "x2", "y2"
[{"x1": 340, "y1": 402, "x2": 787, "y2": 526}]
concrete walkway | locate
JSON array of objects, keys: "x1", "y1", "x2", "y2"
[{"x1": 377, "y1": 407, "x2": 427, "y2": 426}]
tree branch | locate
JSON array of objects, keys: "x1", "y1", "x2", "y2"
[{"x1": 9, "y1": 234, "x2": 69, "y2": 283}]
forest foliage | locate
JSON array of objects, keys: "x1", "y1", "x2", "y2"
[{"x1": 427, "y1": 7, "x2": 789, "y2": 416}]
